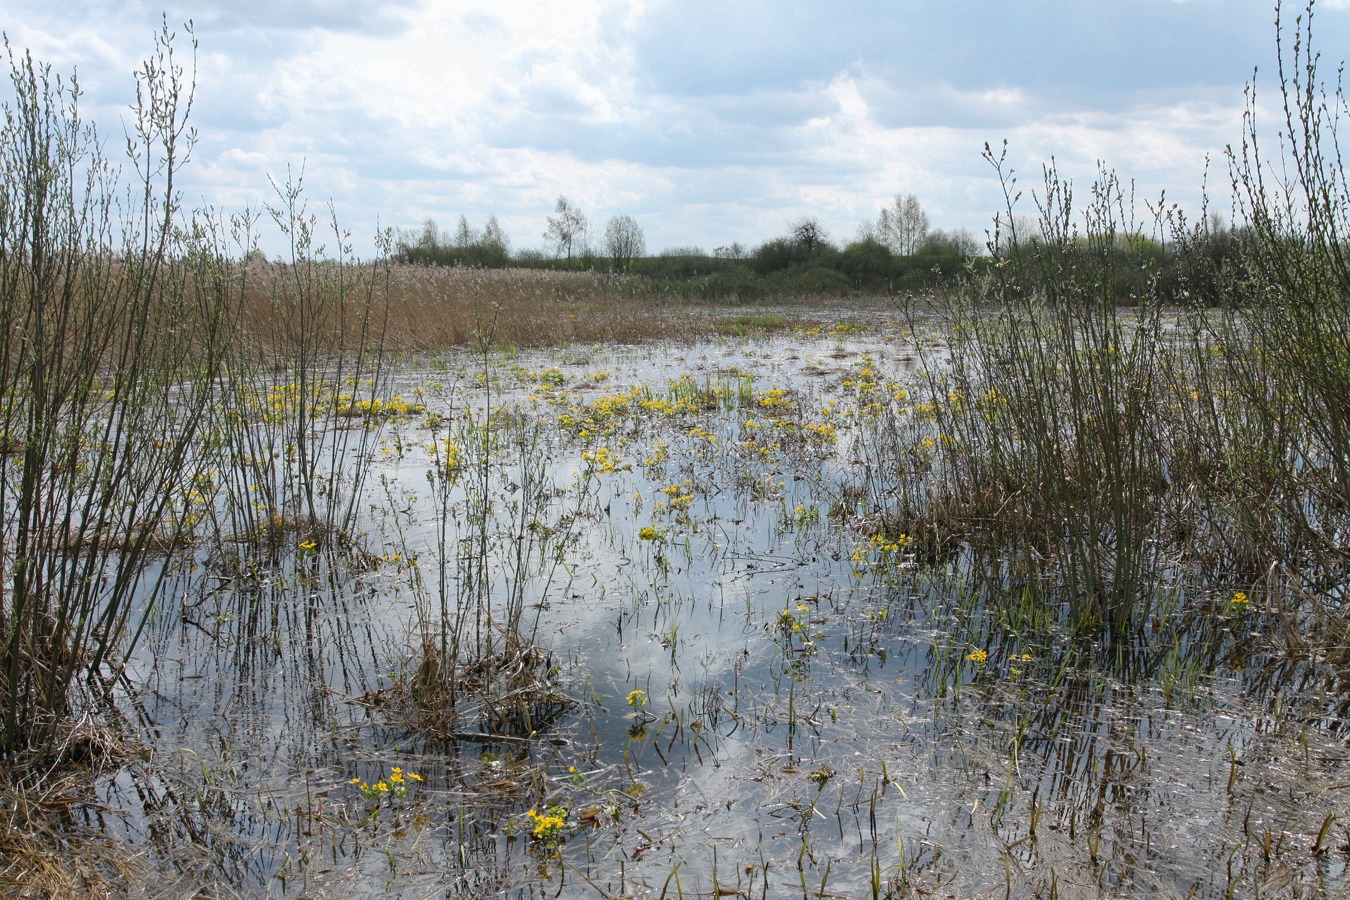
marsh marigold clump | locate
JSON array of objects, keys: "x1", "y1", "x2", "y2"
[{"x1": 525, "y1": 805, "x2": 569, "y2": 845}]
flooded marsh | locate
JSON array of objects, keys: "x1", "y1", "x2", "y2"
[
  {"x1": 8, "y1": 13, "x2": 1350, "y2": 895},
  {"x1": 14, "y1": 312, "x2": 1349, "y2": 899}
]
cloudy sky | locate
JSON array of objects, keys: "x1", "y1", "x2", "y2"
[{"x1": 4, "y1": 0, "x2": 1347, "y2": 258}]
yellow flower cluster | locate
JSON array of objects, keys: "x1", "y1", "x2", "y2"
[
  {"x1": 966, "y1": 649, "x2": 988, "y2": 664},
  {"x1": 777, "y1": 604, "x2": 812, "y2": 634},
  {"x1": 638, "y1": 396, "x2": 704, "y2": 417},
  {"x1": 657, "y1": 482, "x2": 695, "y2": 512},
  {"x1": 513, "y1": 366, "x2": 567, "y2": 387},
  {"x1": 801, "y1": 421, "x2": 837, "y2": 443},
  {"x1": 581, "y1": 445, "x2": 622, "y2": 474},
  {"x1": 441, "y1": 439, "x2": 462, "y2": 476},
  {"x1": 869, "y1": 533, "x2": 915, "y2": 553},
  {"x1": 850, "y1": 532, "x2": 916, "y2": 569},
  {"x1": 335, "y1": 394, "x2": 426, "y2": 420},
  {"x1": 558, "y1": 386, "x2": 645, "y2": 436},
  {"x1": 349, "y1": 765, "x2": 422, "y2": 802},
  {"x1": 526, "y1": 806, "x2": 569, "y2": 843},
  {"x1": 643, "y1": 443, "x2": 669, "y2": 468}
]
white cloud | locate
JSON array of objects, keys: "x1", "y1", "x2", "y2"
[{"x1": 1, "y1": 0, "x2": 1310, "y2": 256}]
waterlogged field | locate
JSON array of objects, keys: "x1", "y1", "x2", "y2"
[{"x1": 56, "y1": 314, "x2": 1350, "y2": 898}]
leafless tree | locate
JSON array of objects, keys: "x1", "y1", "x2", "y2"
[
  {"x1": 879, "y1": 193, "x2": 929, "y2": 255},
  {"x1": 604, "y1": 214, "x2": 646, "y2": 271},
  {"x1": 790, "y1": 216, "x2": 829, "y2": 253},
  {"x1": 454, "y1": 214, "x2": 476, "y2": 249},
  {"x1": 544, "y1": 195, "x2": 588, "y2": 260},
  {"x1": 481, "y1": 215, "x2": 510, "y2": 255}
]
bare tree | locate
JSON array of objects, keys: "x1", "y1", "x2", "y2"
[
  {"x1": 454, "y1": 214, "x2": 476, "y2": 249},
  {"x1": 879, "y1": 193, "x2": 929, "y2": 255},
  {"x1": 416, "y1": 217, "x2": 446, "y2": 251},
  {"x1": 481, "y1": 215, "x2": 510, "y2": 256},
  {"x1": 603, "y1": 214, "x2": 646, "y2": 271},
  {"x1": 790, "y1": 216, "x2": 829, "y2": 254},
  {"x1": 544, "y1": 195, "x2": 588, "y2": 260}
]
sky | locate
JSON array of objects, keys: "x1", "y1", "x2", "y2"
[{"x1": 4, "y1": 0, "x2": 1349, "y2": 259}]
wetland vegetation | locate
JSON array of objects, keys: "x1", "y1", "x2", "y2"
[{"x1": 4, "y1": 4, "x2": 1350, "y2": 898}]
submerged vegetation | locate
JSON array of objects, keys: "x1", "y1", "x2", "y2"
[{"x1": 5, "y1": 2, "x2": 1350, "y2": 897}]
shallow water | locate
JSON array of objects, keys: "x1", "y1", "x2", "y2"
[{"x1": 98, "y1": 318, "x2": 1350, "y2": 898}]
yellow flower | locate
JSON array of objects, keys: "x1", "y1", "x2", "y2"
[
  {"x1": 966, "y1": 649, "x2": 988, "y2": 664},
  {"x1": 627, "y1": 689, "x2": 647, "y2": 709}
]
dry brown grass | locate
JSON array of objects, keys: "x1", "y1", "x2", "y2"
[
  {"x1": 231, "y1": 262, "x2": 731, "y2": 351},
  {"x1": 227, "y1": 262, "x2": 894, "y2": 351},
  {"x1": 0, "y1": 722, "x2": 149, "y2": 898}
]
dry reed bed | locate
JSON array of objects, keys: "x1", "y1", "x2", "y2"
[{"x1": 229, "y1": 263, "x2": 724, "y2": 352}]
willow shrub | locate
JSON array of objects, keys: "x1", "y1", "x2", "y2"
[
  {"x1": 202, "y1": 179, "x2": 394, "y2": 567},
  {"x1": 0, "y1": 25, "x2": 234, "y2": 760},
  {"x1": 1215, "y1": 0, "x2": 1350, "y2": 627},
  {"x1": 901, "y1": 153, "x2": 1187, "y2": 639},
  {"x1": 898, "y1": 3, "x2": 1350, "y2": 643}
]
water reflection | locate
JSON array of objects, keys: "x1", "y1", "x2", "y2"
[{"x1": 57, "y1": 326, "x2": 1350, "y2": 896}]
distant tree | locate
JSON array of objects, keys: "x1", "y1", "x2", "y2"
[
  {"x1": 714, "y1": 242, "x2": 748, "y2": 260},
  {"x1": 879, "y1": 193, "x2": 929, "y2": 255},
  {"x1": 603, "y1": 214, "x2": 646, "y2": 271},
  {"x1": 417, "y1": 217, "x2": 447, "y2": 251},
  {"x1": 514, "y1": 247, "x2": 549, "y2": 264},
  {"x1": 544, "y1": 195, "x2": 588, "y2": 260},
  {"x1": 394, "y1": 214, "x2": 516, "y2": 267},
  {"x1": 454, "y1": 214, "x2": 476, "y2": 250},
  {"x1": 481, "y1": 215, "x2": 510, "y2": 258},
  {"x1": 921, "y1": 228, "x2": 980, "y2": 258},
  {"x1": 790, "y1": 216, "x2": 829, "y2": 254},
  {"x1": 752, "y1": 236, "x2": 805, "y2": 274},
  {"x1": 839, "y1": 235, "x2": 894, "y2": 287},
  {"x1": 854, "y1": 218, "x2": 882, "y2": 244}
]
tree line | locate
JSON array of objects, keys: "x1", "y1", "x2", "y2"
[
  {"x1": 393, "y1": 190, "x2": 1256, "y2": 304},
  {"x1": 393, "y1": 191, "x2": 982, "y2": 291}
]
